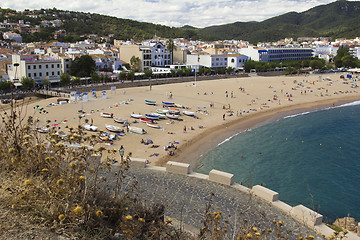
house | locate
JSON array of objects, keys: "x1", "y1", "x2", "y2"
[{"x1": 3, "y1": 32, "x2": 22, "y2": 43}]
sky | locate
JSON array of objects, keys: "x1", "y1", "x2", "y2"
[{"x1": 1, "y1": 0, "x2": 339, "y2": 28}]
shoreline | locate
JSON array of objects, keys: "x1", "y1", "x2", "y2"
[{"x1": 157, "y1": 94, "x2": 360, "y2": 168}]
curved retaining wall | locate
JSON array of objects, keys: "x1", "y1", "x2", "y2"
[{"x1": 128, "y1": 158, "x2": 360, "y2": 240}]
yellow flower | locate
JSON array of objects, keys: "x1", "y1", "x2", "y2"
[
  {"x1": 124, "y1": 215, "x2": 133, "y2": 221},
  {"x1": 55, "y1": 143, "x2": 64, "y2": 147},
  {"x1": 79, "y1": 176, "x2": 85, "y2": 181},
  {"x1": 22, "y1": 142, "x2": 29, "y2": 146},
  {"x1": 69, "y1": 162, "x2": 76, "y2": 168},
  {"x1": 24, "y1": 135, "x2": 31, "y2": 139},
  {"x1": 73, "y1": 206, "x2": 83, "y2": 215},
  {"x1": 246, "y1": 233, "x2": 252, "y2": 239},
  {"x1": 19, "y1": 194, "x2": 25, "y2": 200},
  {"x1": 27, "y1": 147, "x2": 32, "y2": 152},
  {"x1": 166, "y1": 218, "x2": 172, "y2": 224},
  {"x1": 70, "y1": 137, "x2": 75, "y2": 140},
  {"x1": 8, "y1": 148, "x2": 15, "y2": 154},
  {"x1": 57, "y1": 179, "x2": 64, "y2": 186},
  {"x1": 139, "y1": 218, "x2": 145, "y2": 223},
  {"x1": 89, "y1": 168, "x2": 95, "y2": 173},
  {"x1": 307, "y1": 235, "x2": 314, "y2": 239},
  {"x1": 255, "y1": 232, "x2": 261, "y2": 236},
  {"x1": 95, "y1": 210, "x2": 103, "y2": 217},
  {"x1": 298, "y1": 237, "x2": 303, "y2": 240},
  {"x1": 24, "y1": 179, "x2": 31, "y2": 187},
  {"x1": 42, "y1": 168, "x2": 49, "y2": 172},
  {"x1": 201, "y1": 226, "x2": 206, "y2": 231},
  {"x1": 50, "y1": 140, "x2": 56, "y2": 143},
  {"x1": 328, "y1": 235, "x2": 335, "y2": 240},
  {"x1": 278, "y1": 220, "x2": 284, "y2": 225},
  {"x1": 58, "y1": 214, "x2": 65, "y2": 221},
  {"x1": 252, "y1": 227, "x2": 258, "y2": 232}
]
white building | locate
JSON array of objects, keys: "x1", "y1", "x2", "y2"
[
  {"x1": 186, "y1": 53, "x2": 228, "y2": 69},
  {"x1": 312, "y1": 44, "x2": 339, "y2": 61},
  {"x1": 7, "y1": 55, "x2": 62, "y2": 85},
  {"x1": 227, "y1": 54, "x2": 249, "y2": 70},
  {"x1": 238, "y1": 46, "x2": 267, "y2": 62},
  {"x1": 3, "y1": 32, "x2": 22, "y2": 43}
]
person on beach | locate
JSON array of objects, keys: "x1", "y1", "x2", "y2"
[
  {"x1": 183, "y1": 125, "x2": 186, "y2": 132},
  {"x1": 223, "y1": 114, "x2": 225, "y2": 120}
]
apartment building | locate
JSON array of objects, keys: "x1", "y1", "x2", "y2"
[
  {"x1": 7, "y1": 55, "x2": 62, "y2": 84},
  {"x1": 118, "y1": 41, "x2": 171, "y2": 71}
]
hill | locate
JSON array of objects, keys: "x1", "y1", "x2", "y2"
[
  {"x1": 1, "y1": 1, "x2": 360, "y2": 43},
  {"x1": 197, "y1": 0, "x2": 360, "y2": 42}
]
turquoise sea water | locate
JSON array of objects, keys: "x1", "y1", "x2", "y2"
[{"x1": 196, "y1": 101, "x2": 360, "y2": 222}]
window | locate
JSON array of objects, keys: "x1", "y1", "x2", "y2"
[
  {"x1": 51, "y1": 64, "x2": 54, "y2": 68},
  {"x1": 28, "y1": 66, "x2": 30, "y2": 70},
  {"x1": 66, "y1": 64, "x2": 69, "y2": 68},
  {"x1": 39, "y1": 72, "x2": 42, "y2": 77},
  {"x1": 39, "y1": 65, "x2": 41, "y2": 69},
  {"x1": 46, "y1": 72, "x2": 49, "y2": 76},
  {"x1": 52, "y1": 72, "x2": 54, "y2": 76},
  {"x1": 57, "y1": 71, "x2": 60, "y2": 75},
  {"x1": 57, "y1": 64, "x2": 60, "y2": 68},
  {"x1": 231, "y1": 59, "x2": 235, "y2": 63},
  {"x1": 33, "y1": 65, "x2": 36, "y2": 69},
  {"x1": 34, "y1": 73, "x2": 37, "y2": 77},
  {"x1": 28, "y1": 73, "x2": 31, "y2": 77},
  {"x1": 46, "y1": 65, "x2": 48, "y2": 68}
]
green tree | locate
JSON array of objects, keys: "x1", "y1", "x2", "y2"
[
  {"x1": 130, "y1": 56, "x2": 141, "y2": 72},
  {"x1": 90, "y1": 72, "x2": 101, "y2": 83},
  {"x1": 166, "y1": 38, "x2": 177, "y2": 64},
  {"x1": 119, "y1": 72, "x2": 127, "y2": 80},
  {"x1": 144, "y1": 69, "x2": 153, "y2": 79},
  {"x1": 71, "y1": 55, "x2": 96, "y2": 77},
  {"x1": 60, "y1": 73, "x2": 71, "y2": 86},
  {"x1": 21, "y1": 77, "x2": 35, "y2": 89},
  {"x1": 310, "y1": 58, "x2": 326, "y2": 70},
  {"x1": 127, "y1": 71, "x2": 135, "y2": 80},
  {"x1": 0, "y1": 81, "x2": 12, "y2": 92}
]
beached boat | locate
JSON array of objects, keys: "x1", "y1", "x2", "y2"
[
  {"x1": 166, "y1": 113, "x2": 180, "y2": 120},
  {"x1": 100, "y1": 132, "x2": 116, "y2": 141},
  {"x1": 146, "y1": 122, "x2": 161, "y2": 129},
  {"x1": 105, "y1": 124, "x2": 123, "y2": 133},
  {"x1": 182, "y1": 110, "x2": 195, "y2": 116},
  {"x1": 145, "y1": 100, "x2": 156, "y2": 105},
  {"x1": 156, "y1": 109, "x2": 169, "y2": 114},
  {"x1": 56, "y1": 130, "x2": 68, "y2": 139},
  {"x1": 162, "y1": 101, "x2": 175, "y2": 107},
  {"x1": 139, "y1": 117, "x2": 154, "y2": 123},
  {"x1": 100, "y1": 112, "x2": 113, "y2": 118},
  {"x1": 175, "y1": 103, "x2": 185, "y2": 108},
  {"x1": 145, "y1": 114, "x2": 160, "y2": 120},
  {"x1": 151, "y1": 112, "x2": 166, "y2": 119},
  {"x1": 130, "y1": 113, "x2": 142, "y2": 119},
  {"x1": 168, "y1": 107, "x2": 180, "y2": 114},
  {"x1": 114, "y1": 117, "x2": 128, "y2": 124},
  {"x1": 37, "y1": 126, "x2": 50, "y2": 133},
  {"x1": 129, "y1": 126, "x2": 146, "y2": 134},
  {"x1": 83, "y1": 124, "x2": 98, "y2": 132}
]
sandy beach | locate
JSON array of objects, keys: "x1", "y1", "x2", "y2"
[{"x1": 4, "y1": 73, "x2": 360, "y2": 167}]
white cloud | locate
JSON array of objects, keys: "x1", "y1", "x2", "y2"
[{"x1": 1, "y1": 0, "x2": 337, "y2": 28}]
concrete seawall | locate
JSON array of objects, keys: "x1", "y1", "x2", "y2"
[{"x1": 127, "y1": 157, "x2": 360, "y2": 239}]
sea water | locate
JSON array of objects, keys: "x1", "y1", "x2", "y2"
[{"x1": 196, "y1": 101, "x2": 360, "y2": 222}]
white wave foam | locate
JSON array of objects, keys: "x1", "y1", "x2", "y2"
[
  {"x1": 283, "y1": 111, "x2": 311, "y2": 119},
  {"x1": 337, "y1": 100, "x2": 360, "y2": 108},
  {"x1": 217, "y1": 129, "x2": 252, "y2": 146}
]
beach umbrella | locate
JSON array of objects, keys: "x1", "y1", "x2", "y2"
[{"x1": 52, "y1": 123, "x2": 58, "y2": 126}]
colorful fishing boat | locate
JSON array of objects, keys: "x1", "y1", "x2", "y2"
[
  {"x1": 129, "y1": 126, "x2": 146, "y2": 134},
  {"x1": 168, "y1": 107, "x2": 180, "y2": 114},
  {"x1": 182, "y1": 110, "x2": 195, "y2": 116},
  {"x1": 145, "y1": 114, "x2": 160, "y2": 120},
  {"x1": 145, "y1": 100, "x2": 156, "y2": 105},
  {"x1": 162, "y1": 101, "x2": 175, "y2": 107},
  {"x1": 37, "y1": 126, "x2": 49, "y2": 133},
  {"x1": 114, "y1": 117, "x2": 128, "y2": 124},
  {"x1": 130, "y1": 113, "x2": 143, "y2": 119},
  {"x1": 83, "y1": 124, "x2": 98, "y2": 131},
  {"x1": 105, "y1": 124, "x2": 123, "y2": 133},
  {"x1": 151, "y1": 112, "x2": 166, "y2": 119},
  {"x1": 156, "y1": 109, "x2": 169, "y2": 114},
  {"x1": 146, "y1": 122, "x2": 161, "y2": 129},
  {"x1": 166, "y1": 113, "x2": 180, "y2": 119},
  {"x1": 139, "y1": 117, "x2": 154, "y2": 123},
  {"x1": 100, "y1": 112, "x2": 113, "y2": 118}
]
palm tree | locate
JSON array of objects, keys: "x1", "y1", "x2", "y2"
[{"x1": 166, "y1": 38, "x2": 177, "y2": 65}]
